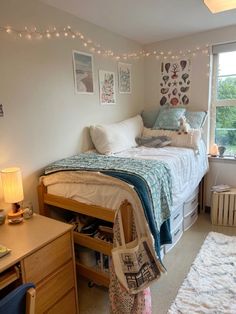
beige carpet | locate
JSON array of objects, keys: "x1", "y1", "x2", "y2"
[{"x1": 78, "y1": 213, "x2": 236, "y2": 314}]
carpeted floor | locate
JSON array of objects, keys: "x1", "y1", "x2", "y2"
[
  {"x1": 168, "y1": 232, "x2": 236, "y2": 313},
  {"x1": 78, "y1": 213, "x2": 236, "y2": 314}
]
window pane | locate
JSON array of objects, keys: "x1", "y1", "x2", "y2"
[
  {"x1": 215, "y1": 106, "x2": 236, "y2": 155},
  {"x1": 218, "y1": 51, "x2": 236, "y2": 76},
  {"x1": 217, "y1": 76, "x2": 236, "y2": 100}
]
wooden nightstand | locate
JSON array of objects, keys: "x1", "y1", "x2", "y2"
[{"x1": 0, "y1": 214, "x2": 79, "y2": 313}]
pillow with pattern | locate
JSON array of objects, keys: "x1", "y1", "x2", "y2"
[
  {"x1": 185, "y1": 111, "x2": 207, "y2": 129},
  {"x1": 153, "y1": 106, "x2": 186, "y2": 130},
  {"x1": 136, "y1": 136, "x2": 172, "y2": 148}
]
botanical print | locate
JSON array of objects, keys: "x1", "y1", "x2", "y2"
[
  {"x1": 73, "y1": 51, "x2": 94, "y2": 94},
  {"x1": 118, "y1": 62, "x2": 131, "y2": 93},
  {"x1": 99, "y1": 70, "x2": 116, "y2": 105},
  {"x1": 160, "y1": 59, "x2": 191, "y2": 106}
]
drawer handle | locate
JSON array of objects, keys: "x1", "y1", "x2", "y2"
[
  {"x1": 191, "y1": 211, "x2": 196, "y2": 218},
  {"x1": 191, "y1": 197, "x2": 197, "y2": 205},
  {"x1": 173, "y1": 213, "x2": 180, "y2": 221},
  {"x1": 174, "y1": 229, "x2": 180, "y2": 237}
]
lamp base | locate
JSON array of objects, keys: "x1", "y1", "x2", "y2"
[{"x1": 7, "y1": 209, "x2": 23, "y2": 220}]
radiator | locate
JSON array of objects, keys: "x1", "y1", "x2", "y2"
[{"x1": 211, "y1": 188, "x2": 236, "y2": 226}]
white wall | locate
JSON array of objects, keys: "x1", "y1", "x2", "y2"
[
  {"x1": 0, "y1": 0, "x2": 144, "y2": 211},
  {"x1": 144, "y1": 25, "x2": 236, "y2": 206},
  {"x1": 1, "y1": 1, "x2": 236, "y2": 212}
]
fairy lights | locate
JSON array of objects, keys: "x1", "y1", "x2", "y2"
[{"x1": 0, "y1": 25, "x2": 211, "y2": 60}]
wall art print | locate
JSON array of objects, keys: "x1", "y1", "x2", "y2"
[
  {"x1": 118, "y1": 62, "x2": 131, "y2": 94},
  {"x1": 73, "y1": 50, "x2": 94, "y2": 94},
  {"x1": 99, "y1": 70, "x2": 116, "y2": 105},
  {"x1": 160, "y1": 59, "x2": 191, "y2": 107}
]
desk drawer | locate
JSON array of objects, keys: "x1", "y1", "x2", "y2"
[
  {"x1": 47, "y1": 288, "x2": 77, "y2": 314},
  {"x1": 23, "y1": 232, "x2": 72, "y2": 284},
  {"x1": 36, "y1": 260, "x2": 75, "y2": 314}
]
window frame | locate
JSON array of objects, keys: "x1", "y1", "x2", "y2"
[{"x1": 210, "y1": 52, "x2": 236, "y2": 155}]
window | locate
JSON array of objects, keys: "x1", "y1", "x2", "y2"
[{"x1": 211, "y1": 44, "x2": 236, "y2": 156}]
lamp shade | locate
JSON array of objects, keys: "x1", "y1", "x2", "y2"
[{"x1": 1, "y1": 167, "x2": 24, "y2": 204}]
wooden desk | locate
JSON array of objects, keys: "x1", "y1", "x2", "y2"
[{"x1": 0, "y1": 214, "x2": 79, "y2": 314}]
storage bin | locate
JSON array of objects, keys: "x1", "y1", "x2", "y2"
[
  {"x1": 211, "y1": 188, "x2": 236, "y2": 226},
  {"x1": 183, "y1": 188, "x2": 199, "y2": 216},
  {"x1": 169, "y1": 204, "x2": 183, "y2": 232},
  {"x1": 164, "y1": 219, "x2": 183, "y2": 253},
  {"x1": 183, "y1": 205, "x2": 198, "y2": 231}
]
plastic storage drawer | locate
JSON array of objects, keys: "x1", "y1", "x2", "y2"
[
  {"x1": 164, "y1": 219, "x2": 183, "y2": 253},
  {"x1": 183, "y1": 188, "x2": 199, "y2": 216},
  {"x1": 183, "y1": 205, "x2": 198, "y2": 231}
]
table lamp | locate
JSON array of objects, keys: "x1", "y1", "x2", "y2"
[{"x1": 1, "y1": 167, "x2": 24, "y2": 219}]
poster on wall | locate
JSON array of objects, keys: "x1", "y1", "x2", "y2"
[
  {"x1": 72, "y1": 50, "x2": 94, "y2": 94},
  {"x1": 99, "y1": 70, "x2": 116, "y2": 105},
  {"x1": 160, "y1": 59, "x2": 191, "y2": 106},
  {"x1": 118, "y1": 62, "x2": 131, "y2": 94}
]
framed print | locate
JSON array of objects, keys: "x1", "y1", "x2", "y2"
[
  {"x1": 160, "y1": 59, "x2": 191, "y2": 106},
  {"x1": 99, "y1": 70, "x2": 116, "y2": 105},
  {"x1": 73, "y1": 50, "x2": 94, "y2": 94},
  {"x1": 118, "y1": 62, "x2": 131, "y2": 94}
]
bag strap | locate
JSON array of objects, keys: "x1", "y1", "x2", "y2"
[{"x1": 117, "y1": 210, "x2": 126, "y2": 246}]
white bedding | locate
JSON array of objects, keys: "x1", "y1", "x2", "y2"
[{"x1": 43, "y1": 140, "x2": 208, "y2": 212}]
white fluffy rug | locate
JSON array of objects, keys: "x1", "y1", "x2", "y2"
[{"x1": 168, "y1": 232, "x2": 236, "y2": 314}]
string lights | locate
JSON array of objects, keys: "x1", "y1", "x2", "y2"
[{"x1": 0, "y1": 25, "x2": 211, "y2": 60}]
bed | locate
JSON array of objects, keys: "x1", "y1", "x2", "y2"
[{"x1": 38, "y1": 112, "x2": 208, "y2": 287}]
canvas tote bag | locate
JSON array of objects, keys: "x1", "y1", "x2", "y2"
[{"x1": 111, "y1": 205, "x2": 164, "y2": 294}]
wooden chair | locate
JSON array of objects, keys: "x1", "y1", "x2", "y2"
[{"x1": 0, "y1": 283, "x2": 36, "y2": 314}]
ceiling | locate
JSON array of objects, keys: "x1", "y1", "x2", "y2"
[{"x1": 41, "y1": 0, "x2": 236, "y2": 44}]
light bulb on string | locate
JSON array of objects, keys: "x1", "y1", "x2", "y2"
[{"x1": 0, "y1": 24, "x2": 214, "y2": 61}]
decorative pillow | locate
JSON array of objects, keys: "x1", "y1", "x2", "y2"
[
  {"x1": 185, "y1": 111, "x2": 207, "y2": 129},
  {"x1": 153, "y1": 106, "x2": 186, "y2": 130},
  {"x1": 143, "y1": 127, "x2": 202, "y2": 152},
  {"x1": 90, "y1": 115, "x2": 144, "y2": 155},
  {"x1": 136, "y1": 136, "x2": 171, "y2": 148},
  {"x1": 141, "y1": 109, "x2": 159, "y2": 128}
]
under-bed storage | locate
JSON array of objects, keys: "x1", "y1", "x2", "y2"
[
  {"x1": 183, "y1": 187, "x2": 199, "y2": 231},
  {"x1": 165, "y1": 218, "x2": 183, "y2": 253},
  {"x1": 164, "y1": 187, "x2": 199, "y2": 254},
  {"x1": 38, "y1": 184, "x2": 133, "y2": 288}
]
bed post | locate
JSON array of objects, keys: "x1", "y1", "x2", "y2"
[
  {"x1": 120, "y1": 200, "x2": 133, "y2": 243},
  {"x1": 37, "y1": 182, "x2": 50, "y2": 217}
]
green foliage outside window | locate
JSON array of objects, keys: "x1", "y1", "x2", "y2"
[{"x1": 216, "y1": 77, "x2": 236, "y2": 154}]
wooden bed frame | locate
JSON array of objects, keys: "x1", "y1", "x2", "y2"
[
  {"x1": 38, "y1": 176, "x2": 206, "y2": 288},
  {"x1": 38, "y1": 182, "x2": 133, "y2": 288}
]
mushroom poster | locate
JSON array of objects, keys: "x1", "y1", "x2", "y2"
[{"x1": 160, "y1": 59, "x2": 191, "y2": 107}]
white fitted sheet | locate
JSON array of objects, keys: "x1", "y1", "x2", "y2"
[{"x1": 44, "y1": 141, "x2": 208, "y2": 212}]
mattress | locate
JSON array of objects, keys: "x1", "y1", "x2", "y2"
[{"x1": 43, "y1": 140, "x2": 208, "y2": 212}]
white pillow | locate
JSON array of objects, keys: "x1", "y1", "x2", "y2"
[
  {"x1": 90, "y1": 115, "x2": 144, "y2": 154},
  {"x1": 143, "y1": 127, "x2": 201, "y2": 152}
]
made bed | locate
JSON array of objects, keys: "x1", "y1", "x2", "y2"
[{"x1": 38, "y1": 112, "x2": 208, "y2": 287}]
